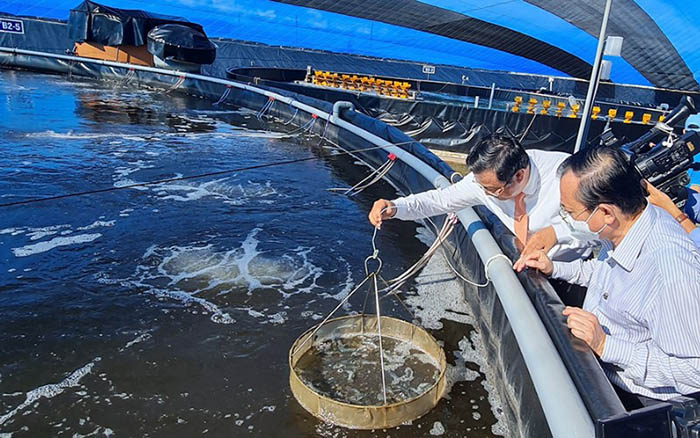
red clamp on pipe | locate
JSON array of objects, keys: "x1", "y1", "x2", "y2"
[
  {"x1": 312, "y1": 114, "x2": 318, "y2": 119},
  {"x1": 226, "y1": 84, "x2": 232, "y2": 88},
  {"x1": 388, "y1": 153, "x2": 397, "y2": 161},
  {"x1": 269, "y1": 96, "x2": 275, "y2": 101}
]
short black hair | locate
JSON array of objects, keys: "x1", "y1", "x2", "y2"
[
  {"x1": 558, "y1": 146, "x2": 647, "y2": 215},
  {"x1": 466, "y1": 135, "x2": 529, "y2": 183}
]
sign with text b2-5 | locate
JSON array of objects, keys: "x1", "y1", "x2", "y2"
[{"x1": 0, "y1": 18, "x2": 24, "y2": 34}]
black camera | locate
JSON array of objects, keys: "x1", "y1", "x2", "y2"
[
  {"x1": 600, "y1": 96, "x2": 700, "y2": 206},
  {"x1": 633, "y1": 129, "x2": 700, "y2": 203}
]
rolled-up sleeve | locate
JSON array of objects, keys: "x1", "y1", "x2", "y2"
[
  {"x1": 552, "y1": 259, "x2": 599, "y2": 287},
  {"x1": 393, "y1": 176, "x2": 482, "y2": 221}
]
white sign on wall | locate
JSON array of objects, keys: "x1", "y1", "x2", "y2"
[
  {"x1": 422, "y1": 65, "x2": 436, "y2": 75},
  {"x1": 0, "y1": 18, "x2": 24, "y2": 34}
]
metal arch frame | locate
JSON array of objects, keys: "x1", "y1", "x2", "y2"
[{"x1": 270, "y1": 0, "x2": 593, "y2": 79}]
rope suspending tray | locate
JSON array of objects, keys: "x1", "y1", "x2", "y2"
[{"x1": 288, "y1": 226, "x2": 447, "y2": 429}]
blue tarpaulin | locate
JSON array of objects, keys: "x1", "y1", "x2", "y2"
[{"x1": 2, "y1": 0, "x2": 700, "y2": 90}]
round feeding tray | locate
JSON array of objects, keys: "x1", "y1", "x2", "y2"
[{"x1": 289, "y1": 315, "x2": 447, "y2": 429}]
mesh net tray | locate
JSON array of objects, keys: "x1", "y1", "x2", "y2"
[{"x1": 289, "y1": 315, "x2": 447, "y2": 429}]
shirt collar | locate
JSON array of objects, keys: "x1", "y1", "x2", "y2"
[
  {"x1": 522, "y1": 157, "x2": 539, "y2": 197},
  {"x1": 609, "y1": 203, "x2": 655, "y2": 271}
]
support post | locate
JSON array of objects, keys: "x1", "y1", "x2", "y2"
[{"x1": 573, "y1": 0, "x2": 613, "y2": 153}]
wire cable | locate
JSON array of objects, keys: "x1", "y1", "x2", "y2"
[{"x1": 0, "y1": 143, "x2": 399, "y2": 208}]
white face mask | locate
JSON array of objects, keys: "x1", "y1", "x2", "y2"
[{"x1": 560, "y1": 205, "x2": 607, "y2": 242}]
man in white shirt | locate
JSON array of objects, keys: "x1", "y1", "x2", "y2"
[
  {"x1": 516, "y1": 146, "x2": 700, "y2": 402},
  {"x1": 368, "y1": 135, "x2": 587, "y2": 261}
]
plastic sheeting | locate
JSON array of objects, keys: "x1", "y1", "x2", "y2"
[
  {"x1": 146, "y1": 24, "x2": 216, "y2": 65},
  {"x1": 289, "y1": 315, "x2": 447, "y2": 429},
  {"x1": 67, "y1": 0, "x2": 204, "y2": 46}
]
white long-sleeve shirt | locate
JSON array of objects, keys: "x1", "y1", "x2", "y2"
[
  {"x1": 553, "y1": 205, "x2": 700, "y2": 400},
  {"x1": 392, "y1": 149, "x2": 588, "y2": 261}
]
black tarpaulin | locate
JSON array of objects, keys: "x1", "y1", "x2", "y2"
[
  {"x1": 525, "y1": 0, "x2": 699, "y2": 91},
  {"x1": 271, "y1": 0, "x2": 593, "y2": 79},
  {"x1": 147, "y1": 24, "x2": 216, "y2": 65},
  {"x1": 271, "y1": 0, "x2": 698, "y2": 91},
  {"x1": 68, "y1": 0, "x2": 204, "y2": 46}
]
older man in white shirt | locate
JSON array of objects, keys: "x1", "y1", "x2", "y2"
[
  {"x1": 369, "y1": 135, "x2": 588, "y2": 261},
  {"x1": 517, "y1": 146, "x2": 700, "y2": 402}
]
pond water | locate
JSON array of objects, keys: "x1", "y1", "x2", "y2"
[{"x1": 0, "y1": 70, "x2": 505, "y2": 438}]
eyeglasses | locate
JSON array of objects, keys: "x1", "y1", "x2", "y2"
[
  {"x1": 559, "y1": 205, "x2": 598, "y2": 223},
  {"x1": 477, "y1": 178, "x2": 515, "y2": 197}
]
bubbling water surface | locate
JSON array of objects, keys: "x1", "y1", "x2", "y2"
[{"x1": 295, "y1": 334, "x2": 441, "y2": 405}]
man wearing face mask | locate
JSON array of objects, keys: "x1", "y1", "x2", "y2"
[
  {"x1": 516, "y1": 146, "x2": 700, "y2": 403},
  {"x1": 368, "y1": 135, "x2": 589, "y2": 262}
]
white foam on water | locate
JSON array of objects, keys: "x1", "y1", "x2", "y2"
[
  {"x1": 266, "y1": 311, "x2": 287, "y2": 325},
  {"x1": 98, "y1": 228, "x2": 328, "y2": 324},
  {"x1": 314, "y1": 422, "x2": 348, "y2": 438},
  {"x1": 77, "y1": 221, "x2": 116, "y2": 231},
  {"x1": 10, "y1": 85, "x2": 37, "y2": 91},
  {"x1": 114, "y1": 161, "x2": 155, "y2": 179},
  {"x1": 27, "y1": 230, "x2": 63, "y2": 241},
  {"x1": 5, "y1": 221, "x2": 115, "y2": 258},
  {"x1": 247, "y1": 308, "x2": 265, "y2": 318},
  {"x1": 405, "y1": 233, "x2": 508, "y2": 437},
  {"x1": 25, "y1": 130, "x2": 149, "y2": 142},
  {"x1": 429, "y1": 421, "x2": 445, "y2": 436},
  {"x1": 154, "y1": 179, "x2": 283, "y2": 205},
  {"x1": 322, "y1": 257, "x2": 354, "y2": 301},
  {"x1": 0, "y1": 358, "x2": 100, "y2": 427},
  {"x1": 2, "y1": 224, "x2": 71, "y2": 240},
  {"x1": 70, "y1": 426, "x2": 114, "y2": 438},
  {"x1": 12, "y1": 233, "x2": 102, "y2": 257},
  {"x1": 112, "y1": 171, "x2": 285, "y2": 206},
  {"x1": 112, "y1": 178, "x2": 148, "y2": 190},
  {"x1": 190, "y1": 109, "x2": 248, "y2": 115},
  {"x1": 116, "y1": 279, "x2": 235, "y2": 325},
  {"x1": 229, "y1": 130, "x2": 296, "y2": 139},
  {"x1": 112, "y1": 159, "x2": 156, "y2": 189},
  {"x1": 25, "y1": 125, "x2": 299, "y2": 145},
  {"x1": 121, "y1": 333, "x2": 152, "y2": 350}
]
